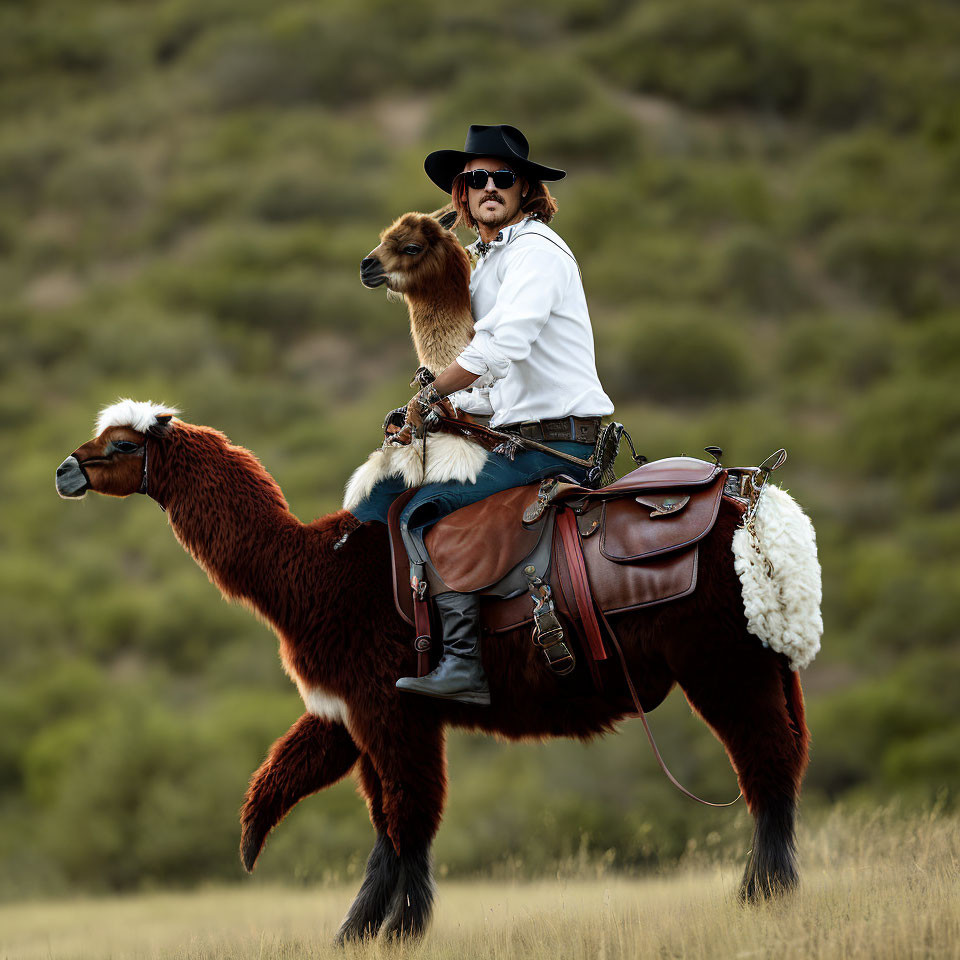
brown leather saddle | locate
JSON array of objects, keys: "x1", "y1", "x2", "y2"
[{"x1": 388, "y1": 456, "x2": 739, "y2": 685}]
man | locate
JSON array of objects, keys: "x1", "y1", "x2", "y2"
[{"x1": 353, "y1": 124, "x2": 613, "y2": 705}]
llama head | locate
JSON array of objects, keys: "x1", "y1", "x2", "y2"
[
  {"x1": 56, "y1": 399, "x2": 179, "y2": 499},
  {"x1": 360, "y1": 208, "x2": 468, "y2": 296}
]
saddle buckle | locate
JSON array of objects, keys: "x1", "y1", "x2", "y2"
[
  {"x1": 523, "y1": 478, "x2": 559, "y2": 525},
  {"x1": 410, "y1": 562, "x2": 428, "y2": 601},
  {"x1": 525, "y1": 576, "x2": 576, "y2": 676},
  {"x1": 541, "y1": 642, "x2": 576, "y2": 675}
]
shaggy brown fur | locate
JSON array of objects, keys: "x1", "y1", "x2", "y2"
[
  {"x1": 58, "y1": 416, "x2": 810, "y2": 940},
  {"x1": 362, "y1": 210, "x2": 474, "y2": 374}
]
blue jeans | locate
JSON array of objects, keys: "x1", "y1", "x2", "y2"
[{"x1": 350, "y1": 440, "x2": 594, "y2": 532}]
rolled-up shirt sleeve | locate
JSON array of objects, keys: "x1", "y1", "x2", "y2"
[
  {"x1": 450, "y1": 385, "x2": 494, "y2": 415},
  {"x1": 457, "y1": 244, "x2": 570, "y2": 381}
]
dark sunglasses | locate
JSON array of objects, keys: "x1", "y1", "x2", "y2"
[{"x1": 458, "y1": 168, "x2": 518, "y2": 190}]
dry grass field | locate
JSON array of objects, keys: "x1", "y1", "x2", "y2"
[{"x1": 2, "y1": 807, "x2": 957, "y2": 960}]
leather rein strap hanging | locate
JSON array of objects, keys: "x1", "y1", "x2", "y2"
[
  {"x1": 411, "y1": 590, "x2": 432, "y2": 677},
  {"x1": 556, "y1": 509, "x2": 608, "y2": 662},
  {"x1": 556, "y1": 507, "x2": 741, "y2": 808}
]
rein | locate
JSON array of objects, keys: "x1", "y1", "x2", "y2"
[
  {"x1": 430, "y1": 414, "x2": 596, "y2": 469},
  {"x1": 137, "y1": 436, "x2": 166, "y2": 511},
  {"x1": 555, "y1": 507, "x2": 741, "y2": 809},
  {"x1": 599, "y1": 608, "x2": 742, "y2": 808}
]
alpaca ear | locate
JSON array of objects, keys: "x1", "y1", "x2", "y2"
[
  {"x1": 149, "y1": 414, "x2": 174, "y2": 436},
  {"x1": 436, "y1": 210, "x2": 458, "y2": 230},
  {"x1": 434, "y1": 209, "x2": 458, "y2": 230}
]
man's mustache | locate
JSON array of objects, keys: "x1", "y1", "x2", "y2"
[{"x1": 480, "y1": 193, "x2": 505, "y2": 205}]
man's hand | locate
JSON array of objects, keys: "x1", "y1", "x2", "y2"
[
  {"x1": 405, "y1": 394, "x2": 424, "y2": 431},
  {"x1": 405, "y1": 391, "x2": 460, "y2": 434},
  {"x1": 382, "y1": 405, "x2": 408, "y2": 438}
]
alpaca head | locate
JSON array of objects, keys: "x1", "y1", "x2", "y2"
[
  {"x1": 360, "y1": 209, "x2": 468, "y2": 297},
  {"x1": 56, "y1": 399, "x2": 179, "y2": 499}
]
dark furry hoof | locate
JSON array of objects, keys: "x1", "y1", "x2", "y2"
[
  {"x1": 378, "y1": 891, "x2": 432, "y2": 942},
  {"x1": 333, "y1": 919, "x2": 380, "y2": 946},
  {"x1": 738, "y1": 874, "x2": 796, "y2": 903},
  {"x1": 378, "y1": 919, "x2": 428, "y2": 943}
]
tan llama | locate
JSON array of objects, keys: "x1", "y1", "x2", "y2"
[{"x1": 346, "y1": 210, "x2": 489, "y2": 508}]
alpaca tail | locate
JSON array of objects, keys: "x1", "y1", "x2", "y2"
[
  {"x1": 731, "y1": 485, "x2": 823, "y2": 671},
  {"x1": 240, "y1": 714, "x2": 358, "y2": 872},
  {"x1": 782, "y1": 657, "x2": 810, "y2": 772}
]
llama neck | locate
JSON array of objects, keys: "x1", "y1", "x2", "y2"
[
  {"x1": 151, "y1": 428, "x2": 315, "y2": 632},
  {"x1": 407, "y1": 287, "x2": 475, "y2": 374}
]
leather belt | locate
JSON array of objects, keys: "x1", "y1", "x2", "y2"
[{"x1": 499, "y1": 416, "x2": 602, "y2": 445}]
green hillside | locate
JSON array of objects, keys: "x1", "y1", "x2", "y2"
[{"x1": 1, "y1": 0, "x2": 958, "y2": 896}]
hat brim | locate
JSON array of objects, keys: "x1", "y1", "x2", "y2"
[{"x1": 424, "y1": 149, "x2": 566, "y2": 194}]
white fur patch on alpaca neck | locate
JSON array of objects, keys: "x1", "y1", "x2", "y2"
[
  {"x1": 95, "y1": 398, "x2": 180, "y2": 436},
  {"x1": 343, "y1": 434, "x2": 488, "y2": 510},
  {"x1": 732, "y1": 484, "x2": 823, "y2": 671}
]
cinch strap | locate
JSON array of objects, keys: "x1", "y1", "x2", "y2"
[{"x1": 555, "y1": 508, "x2": 607, "y2": 661}]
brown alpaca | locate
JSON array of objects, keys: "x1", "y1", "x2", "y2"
[
  {"x1": 345, "y1": 209, "x2": 487, "y2": 508},
  {"x1": 57, "y1": 401, "x2": 810, "y2": 942},
  {"x1": 361, "y1": 209, "x2": 475, "y2": 375}
]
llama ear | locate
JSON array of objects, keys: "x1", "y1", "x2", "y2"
[
  {"x1": 149, "y1": 414, "x2": 174, "y2": 436},
  {"x1": 435, "y1": 209, "x2": 458, "y2": 230}
]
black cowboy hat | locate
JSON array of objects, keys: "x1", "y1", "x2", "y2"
[{"x1": 424, "y1": 124, "x2": 566, "y2": 194}]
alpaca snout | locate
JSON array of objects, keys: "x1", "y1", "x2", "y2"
[
  {"x1": 56, "y1": 455, "x2": 88, "y2": 498},
  {"x1": 360, "y1": 255, "x2": 388, "y2": 288}
]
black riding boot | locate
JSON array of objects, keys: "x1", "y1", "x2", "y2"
[{"x1": 396, "y1": 592, "x2": 490, "y2": 705}]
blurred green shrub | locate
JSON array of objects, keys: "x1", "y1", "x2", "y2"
[
  {"x1": 22, "y1": 691, "x2": 298, "y2": 889},
  {"x1": 0, "y1": 12, "x2": 112, "y2": 79},
  {"x1": 0, "y1": 128, "x2": 68, "y2": 209},
  {"x1": 148, "y1": 172, "x2": 242, "y2": 245},
  {"x1": 45, "y1": 149, "x2": 145, "y2": 214},
  {"x1": 849, "y1": 379, "x2": 960, "y2": 486},
  {"x1": 585, "y1": 0, "x2": 959, "y2": 130},
  {"x1": 822, "y1": 221, "x2": 947, "y2": 318},
  {"x1": 808, "y1": 653, "x2": 960, "y2": 799},
  {"x1": 586, "y1": 2, "x2": 807, "y2": 114},
  {"x1": 250, "y1": 169, "x2": 383, "y2": 223},
  {"x1": 193, "y1": 1, "x2": 443, "y2": 110},
  {"x1": 706, "y1": 226, "x2": 808, "y2": 315},
  {"x1": 431, "y1": 60, "x2": 640, "y2": 167},
  {"x1": 778, "y1": 315, "x2": 899, "y2": 399},
  {"x1": 607, "y1": 308, "x2": 756, "y2": 403}
]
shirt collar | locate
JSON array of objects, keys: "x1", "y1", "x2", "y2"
[{"x1": 469, "y1": 216, "x2": 535, "y2": 259}]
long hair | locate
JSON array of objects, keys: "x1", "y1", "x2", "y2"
[{"x1": 451, "y1": 177, "x2": 558, "y2": 231}]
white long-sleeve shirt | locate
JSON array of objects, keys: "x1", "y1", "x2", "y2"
[{"x1": 451, "y1": 217, "x2": 613, "y2": 428}]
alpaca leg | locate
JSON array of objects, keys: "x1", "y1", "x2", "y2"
[
  {"x1": 335, "y1": 756, "x2": 401, "y2": 943},
  {"x1": 665, "y1": 637, "x2": 808, "y2": 901},
  {"x1": 240, "y1": 713, "x2": 359, "y2": 872},
  {"x1": 370, "y1": 724, "x2": 447, "y2": 940},
  {"x1": 736, "y1": 662, "x2": 808, "y2": 902}
]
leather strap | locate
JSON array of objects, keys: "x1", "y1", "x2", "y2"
[
  {"x1": 412, "y1": 593, "x2": 432, "y2": 677},
  {"x1": 499, "y1": 416, "x2": 602, "y2": 444},
  {"x1": 595, "y1": 605, "x2": 741, "y2": 808},
  {"x1": 555, "y1": 508, "x2": 607, "y2": 661},
  {"x1": 431, "y1": 415, "x2": 513, "y2": 452},
  {"x1": 558, "y1": 507, "x2": 740, "y2": 807}
]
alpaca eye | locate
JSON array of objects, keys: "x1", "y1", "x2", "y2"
[
  {"x1": 403, "y1": 244, "x2": 422, "y2": 255},
  {"x1": 114, "y1": 441, "x2": 140, "y2": 453}
]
